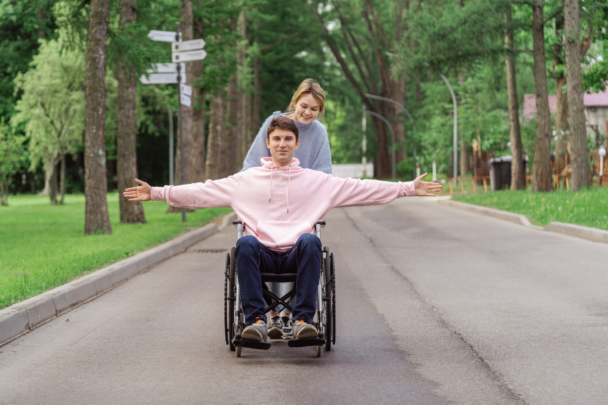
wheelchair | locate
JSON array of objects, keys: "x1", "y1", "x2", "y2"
[{"x1": 224, "y1": 219, "x2": 336, "y2": 357}]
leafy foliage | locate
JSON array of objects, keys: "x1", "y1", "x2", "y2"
[
  {"x1": 11, "y1": 36, "x2": 85, "y2": 173},
  {"x1": 0, "y1": 120, "x2": 27, "y2": 205}
]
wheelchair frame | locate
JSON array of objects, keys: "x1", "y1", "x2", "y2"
[{"x1": 224, "y1": 220, "x2": 336, "y2": 357}]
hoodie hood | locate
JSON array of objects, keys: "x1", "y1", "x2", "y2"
[{"x1": 260, "y1": 157, "x2": 302, "y2": 169}]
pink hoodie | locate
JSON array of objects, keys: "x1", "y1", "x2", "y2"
[{"x1": 152, "y1": 158, "x2": 415, "y2": 251}]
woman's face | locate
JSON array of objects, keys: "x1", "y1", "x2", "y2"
[{"x1": 293, "y1": 93, "x2": 321, "y2": 125}]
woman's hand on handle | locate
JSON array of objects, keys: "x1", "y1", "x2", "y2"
[
  {"x1": 123, "y1": 179, "x2": 152, "y2": 202},
  {"x1": 413, "y1": 173, "x2": 442, "y2": 197}
]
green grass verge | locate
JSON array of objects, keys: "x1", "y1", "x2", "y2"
[
  {"x1": 453, "y1": 188, "x2": 608, "y2": 230},
  {"x1": 0, "y1": 194, "x2": 231, "y2": 309}
]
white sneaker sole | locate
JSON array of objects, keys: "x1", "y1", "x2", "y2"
[
  {"x1": 242, "y1": 328, "x2": 263, "y2": 341},
  {"x1": 295, "y1": 325, "x2": 318, "y2": 339},
  {"x1": 268, "y1": 327, "x2": 283, "y2": 339}
]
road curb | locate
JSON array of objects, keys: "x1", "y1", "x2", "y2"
[
  {"x1": 544, "y1": 221, "x2": 608, "y2": 244},
  {"x1": 0, "y1": 211, "x2": 236, "y2": 347},
  {"x1": 438, "y1": 199, "x2": 532, "y2": 226}
]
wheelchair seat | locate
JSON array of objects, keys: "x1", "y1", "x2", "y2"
[{"x1": 260, "y1": 273, "x2": 297, "y2": 282}]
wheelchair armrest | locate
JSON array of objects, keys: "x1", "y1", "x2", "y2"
[{"x1": 316, "y1": 220, "x2": 326, "y2": 228}]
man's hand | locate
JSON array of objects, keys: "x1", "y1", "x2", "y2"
[
  {"x1": 413, "y1": 173, "x2": 442, "y2": 197},
  {"x1": 123, "y1": 179, "x2": 152, "y2": 202}
]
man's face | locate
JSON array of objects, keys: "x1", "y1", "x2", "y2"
[{"x1": 266, "y1": 128, "x2": 300, "y2": 166}]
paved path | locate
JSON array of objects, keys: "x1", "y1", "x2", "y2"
[{"x1": 2, "y1": 199, "x2": 608, "y2": 404}]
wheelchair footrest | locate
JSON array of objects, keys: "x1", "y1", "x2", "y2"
[
  {"x1": 287, "y1": 337, "x2": 325, "y2": 348},
  {"x1": 235, "y1": 338, "x2": 272, "y2": 350}
]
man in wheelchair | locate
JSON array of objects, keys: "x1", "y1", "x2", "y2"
[{"x1": 124, "y1": 117, "x2": 440, "y2": 344}]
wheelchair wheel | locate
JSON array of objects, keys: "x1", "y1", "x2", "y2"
[
  {"x1": 224, "y1": 248, "x2": 237, "y2": 351},
  {"x1": 330, "y1": 253, "x2": 336, "y2": 345},
  {"x1": 323, "y1": 248, "x2": 333, "y2": 351}
]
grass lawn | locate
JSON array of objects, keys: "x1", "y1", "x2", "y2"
[
  {"x1": 0, "y1": 193, "x2": 231, "y2": 309},
  {"x1": 453, "y1": 188, "x2": 608, "y2": 230}
]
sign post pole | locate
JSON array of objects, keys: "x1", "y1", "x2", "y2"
[
  {"x1": 168, "y1": 106, "x2": 173, "y2": 186},
  {"x1": 176, "y1": 22, "x2": 186, "y2": 222}
]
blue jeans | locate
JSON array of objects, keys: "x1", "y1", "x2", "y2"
[{"x1": 236, "y1": 234, "x2": 321, "y2": 325}]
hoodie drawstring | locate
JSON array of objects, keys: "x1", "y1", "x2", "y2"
[
  {"x1": 269, "y1": 166, "x2": 274, "y2": 203},
  {"x1": 286, "y1": 165, "x2": 291, "y2": 213}
]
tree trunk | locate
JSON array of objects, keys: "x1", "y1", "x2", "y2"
[
  {"x1": 392, "y1": 1, "x2": 407, "y2": 163},
  {"x1": 391, "y1": 79, "x2": 407, "y2": 163},
  {"x1": 505, "y1": 6, "x2": 526, "y2": 190},
  {"x1": 49, "y1": 161, "x2": 58, "y2": 205},
  {"x1": 174, "y1": 0, "x2": 195, "y2": 185},
  {"x1": 205, "y1": 92, "x2": 224, "y2": 180},
  {"x1": 0, "y1": 180, "x2": 7, "y2": 206},
  {"x1": 116, "y1": 0, "x2": 145, "y2": 223},
  {"x1": 374, "y1": 101, "x2": 391, "y2": 179},
  {"x1": 460, "y1": 140, "x2": 469, "y2": 176},
  {"x1": 237, "y1": 9, "x2": 249, "y2": 167},
  {"x1": 554, "y1": 13, "x2": 569, "y2": 178},
  {"x1": 531, "y1": 0, "x2": 553, "y2": 192},
  {"x1": 220, "y1": 74, "x2": 238, "y2": 177},
  {"x1": 84, "y1": 0, "x2": 112, "y2": 234},
  {"x1": 565, "y1": 0, "x2": 591, "y2": 191},
  {"x1": 252, "y1": 56, "x2": 262, "y2": 138},
  {"x1": 59, "y1": 154, "x2": 66, "y2": 204},
  {"x1": 191, "y1": 1, "x2": 206, "y2": 182}
]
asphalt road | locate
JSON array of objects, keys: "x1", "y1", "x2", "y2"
[{"x1": 2, "y1": 198, "x2": 608, "y2": 405}]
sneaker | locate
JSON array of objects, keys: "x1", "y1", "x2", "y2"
[
  {"x1": 267, "y1": 315, "x2": 283, "y2": 339},
  {"x1": 281, "y1": 315, "x2": 293, "y2": 340},
  {"x1": 242, "y1": 318, "x2": 268, "y2": 342},
  {"x1": 292, "y1": 319, "x2": 318, "y2": 339}
]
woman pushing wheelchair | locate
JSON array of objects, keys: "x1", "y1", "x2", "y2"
[{"x1": 124, "y1": 116, "x2": 441, "y2": 347}]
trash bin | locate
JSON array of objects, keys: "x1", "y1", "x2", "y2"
[{"x1": 488, "y1": 156, "x2": 513, "y2": 191}]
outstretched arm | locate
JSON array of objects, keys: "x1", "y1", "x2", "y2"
[
  {"x1": 123, "y1": 176, "x2": 239, "y2": 209},
  {"x1": 325, "y1": 172, "x2": 441, "y2": 209},
  {"x1": 124, "y1": 179, "x2": 152, "y2": 201}
]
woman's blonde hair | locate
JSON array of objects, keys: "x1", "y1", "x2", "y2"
[{"x1": 288, "y1": 78, "x2": 326, "y2": 115}]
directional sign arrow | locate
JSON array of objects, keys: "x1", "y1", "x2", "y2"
[
  {"x1": 180, "y1": 93, "x2": 192, "y2": 107},
  {"x1": 148, "y1": 30, "x2": 181, "y2": 42},
  {"x1": 140, "y1": 73, "x2": 185, "y2": 85},
  {"x1": 180, "y1": 84, "x2": 192, "y2": 96},
  {"x1": 172, "y1": 39, "x2": 205, "y2": 53},
  {"x1": 172, "y1": 49, "x2": 207, "y2": 63},
  {"x1": 147, "y1": 63, "x2": 185, "y2": 74}
]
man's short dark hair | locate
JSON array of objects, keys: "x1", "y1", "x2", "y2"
[{"x1": 267, "y1": 116, "x2": 299, "y2": 141}]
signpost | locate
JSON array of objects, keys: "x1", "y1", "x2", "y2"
[
  {"x1": 172, "y1": 39, "x2": 205, "y2": 52},
  {"x1": 143, "y1": 25, "x2": 206, "y2": 222},
  {"x1": 139, "y1": 63, "x2": 186, "y2": 84},
  {"x1": 172, "y1": 22, "x2": 207, "y2": 222},
  {"x1": 139, "y1": 73, "x2": 185, "y2": 84},
  {"x1": 148, "y1": 30, "x2": 181, "y2": 42},
  {"x1": 172, "y1": 49, "x2": 207, "y2": 63}
]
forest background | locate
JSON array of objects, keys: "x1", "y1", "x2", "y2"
[{"x1": 1, "y1": 0, "x2": 608, "y2": 218}]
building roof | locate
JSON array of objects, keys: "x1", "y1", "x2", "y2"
[{"x1": 524, "y1": 88, "x2": 608, "y2": 120}]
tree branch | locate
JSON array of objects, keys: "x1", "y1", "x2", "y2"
[
  {"x1": 362, "y1": 9, "x2": 390, "y2": 90},
  {"x1": 363, "y1": 0, "x2": 390, "y2": 50},
  {"x1": 303, "y1": 0, "x2": 375, "y2": 111},
  {"x1": 341, "y1": 30, "x2": 376, "y2": 95}
]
